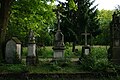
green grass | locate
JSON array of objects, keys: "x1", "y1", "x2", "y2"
[
  {"x1": 0, "y1": 64, "x2": 27, "y2": 73},
  {"x1": 2, "y1": 45, "x2": 119, "y2": 73},
  {"x1": 27, "y1": 61, "x2": 81, "y2": 73}
]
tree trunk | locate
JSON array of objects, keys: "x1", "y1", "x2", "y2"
[
  {"x1": 0, "y1": 0, "x2": 12, "y2": 63},
  {"x1": 72, "y1": 41, "x2": 76, "y2": 52}
]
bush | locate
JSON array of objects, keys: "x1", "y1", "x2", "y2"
[
  {"x1": 37, "y1": 47, "x2": 53, "y2": 58},
  {"x1": 79, "y1": 46, "x2": 114, "y2": 72}
]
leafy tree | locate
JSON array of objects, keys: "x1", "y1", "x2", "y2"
[
  {"x1": 57, "y1": 0, "x2": 100, "y2": 51},
  {"x1": 93, "y1": 10, "x2": 113, "y2": 45},
  {"x1": 0, "y1": 0, "x2": 56, "y2": 62},
  {"x1": 7, "y1": 0, "x2": 56, "y2": 46},
  {"x1": 76, "y1": 0, "x2": 100, "y2": 44}
]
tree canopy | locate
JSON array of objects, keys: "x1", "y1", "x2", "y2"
[{"x1": 7, "y1": 0, "x2": 56, "y2": 45}]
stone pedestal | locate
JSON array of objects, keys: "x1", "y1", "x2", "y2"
[
  {"x1": 26, "y1": 56, "x2": 36, "y2": 65},
  {"x1": 26, "y1": 43, "x2": 36, "y2": 65},
  {"x1": 28, "y1": 44, "x2": 36, "y2": 56},
  {"x1": 52, "y1": 30, "x2": 65, "y2": 60},
  {"x1": 26, "y1": 30, "x2": 37, "y2": 65},
  {"x1": 53, "y1": 47, "x2": 64, "y2": 59},
  {"x1": 110, "y1": 47, "x2": 120, "y2": 64},
  {"x1": 82, "y1": 45, "x2": 91, "y2": 57}
]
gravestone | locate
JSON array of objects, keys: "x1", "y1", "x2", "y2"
[
  {"x1": 81, "y1": 29, "x2": 91, "y2": 56},
  {"x1": 52, "y1": 10, "x2": 65, "y2": 59},
  {"x1": 108, "y1": 12, "x2": 120, "y2": 64},
  {"x1": 26, "y1": 30, "x2": 37, "y2": 65},
  {"x1": 5, "y1": 37, "x2": 21, "y2": 64}
]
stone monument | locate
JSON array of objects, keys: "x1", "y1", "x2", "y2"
[
  {"x1": 81, "y1": 27, "x2": 91, "y2": 57},
  {"x1": 108, "y1": 12, "x2": 120, "y2": 64},
  {"x1": 5, "y1": 37, "x2": 21, "y2": 64},
  {"x1": 52, "y1": 10, "x2": 65, "y2": 59},
  {"x1": 26, "y1": 30, "x2": 37, "y2": 65}
]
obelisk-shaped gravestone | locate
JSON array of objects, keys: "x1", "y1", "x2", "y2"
[
  {"x1": 26, "y1": 30, "x2": 36, "y2": 65},
  {"x1": 52, "y1": 10, "x2": 65, "y2": 59},
  {"x1": 108, "y1": 12, "x2": 120, "y2": 64}
]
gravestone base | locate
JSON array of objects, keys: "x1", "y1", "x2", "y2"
[
  {"x1": 5, "y1": 57, "x2": 13, "y2": 64},
  {"x1": 111, "y1": 59, "x2": 120, "y2": 64},
  {"x1": 53, "y1": 47, "x2": 64, "y2": 60},
  {"x1": 5, "y1": 57, "x2": 21, "y2": 64},
  {"x1": 111, "y1": 47, "x2": 120, "y2": 64},
  {"x1": 26, "y1": 56, "x2": 36, "y2": 65},
  {"x1": 82, "y1": 45, "x2": 91, "y2": 57}
]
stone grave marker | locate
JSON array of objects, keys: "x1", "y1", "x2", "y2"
[
  {"x1": 52, "y1": 10, "x2": 65, "y2": 59},
  {"x1": 26, "y1": 30, "x2": 37, "y2": 65},
  {"x1": 108, "y1": 12, "x2": 120, "y2": 64},
  {"x1": 81, "y1": 29, "x2": 91, "y2": 56},
  {"x1": 5, "y1": 37, "x2": 21, "y2": 64}
]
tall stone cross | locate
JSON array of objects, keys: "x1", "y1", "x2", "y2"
[{"x1": 81, "y1": 29, "x2": 90, "y2": 46}]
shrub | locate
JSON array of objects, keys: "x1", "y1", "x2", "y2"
[{"x1": 37, "y1": 47, "x2": 53, "y2": 58}]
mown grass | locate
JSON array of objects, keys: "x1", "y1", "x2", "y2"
[
  {"x1": 0, "y1": 46, "x2": 120, "y2": 80},
  {"x1": 22, "y1": 45, "x2": 109, "y2": 58},
  {"x1": 22, "y1": 46, "x2": 82, "y2": 58},
  {"x1": 1, "y1": 46, "x2": 120, "y2": 75}
]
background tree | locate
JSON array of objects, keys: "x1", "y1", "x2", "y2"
[
  {"x1": 0, "y1": 0, "x2": 13, "y2": 62},
  {"x1": 57, "y1": 0, "x2": 100, "y2": 51},
  {"x1": 76, "y1": 0, "x2": 100, "y2": 45},
  {"x1": 0, "y1": 0, "x2": 56, "y2": 62},
  {"x1": 7, "y1": 0, "x2": 56, "y2": 46},
  {"x1": 93, "y1": 9, "x2": 113, "y2": 45}
]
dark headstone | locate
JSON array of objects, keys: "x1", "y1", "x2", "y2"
[
  {"x1": 5, "y1": 37, "x2": 21, "y2": 64},
  {"x1": 108, "y1": 12, "x2": 120, "y2": 64}
]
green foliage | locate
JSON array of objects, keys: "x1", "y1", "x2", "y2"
[
  {"x1": 79, "y1": 55, "x2": 95, "y2": 71},
  {"x1": 7, "y1": 0, "x2": 56, "y2": 45},
  {"x1": 22, "y1": 47, "x2": 28, "y2": 56},
  {"x1": 93, "y1": 10, "x2": 114, "y2": 45},
  {"x1": 22, "y1": 47, "x2": 53, "y2": 57},
  {"x1": 91, "y1": 47, "x2": 109, "y2": 71},
  {"x1": 64, "y1": 44, "x2": 73, "y2": 57},
  {"x1": 76, "y1": 0, "x2": 100, "y2": 38},
  {"x1": 64, "y1": 44, "x2": 81, "y2": 57},
  {"x1": 58, "y1": 0, "x2": 100, "y2": 44},
  {"x1": 68, "y1": 0, "x2": 77, "y2": 10},
  {"x1": 79, "y1": 46, "x2": 113, "y2": 71},
  {"x1": 2, "y1": 46, "x2": 120, "y2": 74},
  {"x1": 37, "y1": 46, "x2": 53, "y2": 57},
  {"x1": 0, "y1": 64, "x2": 27, "y2": 73}
]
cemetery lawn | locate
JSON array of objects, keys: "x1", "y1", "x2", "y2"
[
  {"x1": 1, "y1": 46, "x2": 120, "y2": 80},
  {"x1": 0, "y1": 46, "x2": 120, "y2": 74},
  {"x1": 0, "y1": 61, "x2": 82, "y2": 73}
]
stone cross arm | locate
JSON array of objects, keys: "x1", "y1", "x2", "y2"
[
  {"x1": 81, "y1": 32, "x2": 91, "y2": 46},
  {"x1": 81, "y1": 33, "x2": 90, "y2": 35}
]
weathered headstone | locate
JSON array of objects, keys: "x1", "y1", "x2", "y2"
[
  {"x1": 108, "y1": 12, "x2": 120, "y2": 64},
  {"x1": 5, "y1": 37, "x2": 21, "y2": 64},
  {"x1": 26, "y1": 30, "x2": 37, "y2": 65},
  {"x1": 52, "y1": 10, "x2": 65, "y2": 59},
  {"x1": 81, "y1": 29, "x2": 91, "y2": 56}
]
